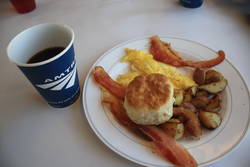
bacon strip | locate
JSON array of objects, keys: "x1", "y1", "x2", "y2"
[
  {"x1": 150, "y1": 36, "x2": 225, "y2": 68},
  {"x1": 94, "y1": 66, "x2": 197, "y2": 167},
  {"x1": 150, "y1": 36, "x2": 184, "y2": 67},
  {"x1": 102, "y1": 96, "x2": 139, "y2": 130},
  {"x1": 93, "y1": 66, "x2": 126, "y2": 100},
  {"x1": 182, "y1": 50, "x2": 225, "y2": 68},
  {"x1": 140, "y1": 126, "x2": 197, "y2": 167}
]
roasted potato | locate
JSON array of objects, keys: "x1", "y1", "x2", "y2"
[
  {"x1": 160, "y1": 119, "x2": 184, "y2": 140},
  {"x1": 205, "y1": 70, "x2": 224, "y2": 84},
  {"x1": 199, "y1": 79, "x2": 227, "y2": 94},
  {"x1": 175, "y1": 123, "x2": 184, "y2": 140},
  {"x1": 191, "y1": 96, "x2": 210, "y2": 109},
  {"x1": 206, "y1": 95, "x2": 221, "y2": 112},
  {"x1": 193, "y1": 68, "x2": 205, "y2": 85},
  {"x1": 198, "y1": 111, "x2": 222, "y2": 129},
  {"x1": 167, "y1": 118, "x2": 181, "y2": 123},
  {"x1": 208, "y1": 106, "x2": 221, "y2": 113},
  {"x1": 174, "y1": 108, "x2": 202, "y2": 138},
  {"x1": 181, "y1": 102, "x2": 196, "y2": 113},
  {"x1": 189, "y1": 86, "x2": 198, "y2": 96},
  {"x1": 183, "y1": 91, "x2": 192, "y2": 103},
  {"x1": 175, "y1": 115, "x2": 185, "y2": 123},
  {"x1": 196, "y1": 90, "x2": 208, "y2": 97},
  {"x1": 174, "y1": 89, "x2": 184, "y2": 106}
]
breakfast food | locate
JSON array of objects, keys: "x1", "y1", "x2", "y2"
[
  {"x1": 117, "y1": 48, "x2": 196, "y2": 89},
  {"x1": 150, "y1": 36, "x2": 225, "y2": 68},
  {"x1": 94, "y1": 66, "x2": 197, "y2": 167},
  {"x1": 92, "y1": 36, "x2": 227, "y2": 166},
  {"x1": 198, "y1": 111, "x2": 222, "y2": 129},
  {"x1": 124, "y1": 73, "x2": 174, "y2": 125},
  {"x1": 193, "y1": 68, "x2": 206, "y2": 85},
  {"x1": 160, "y1": 119, "x2": 184, "y2": 140},
  {"x1": 93, "y1": 66, "x2": 126, "y2": 100},
  {"x1": 198, "y1": 79, "x2": 227, "y2": 94},
  {"x1": 173, "y1": 107, "x2": 202, "y2": 138}
]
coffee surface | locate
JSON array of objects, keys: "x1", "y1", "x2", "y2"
[{"x1": 27, "y1": 47, "x2": 65, "y2": 64}]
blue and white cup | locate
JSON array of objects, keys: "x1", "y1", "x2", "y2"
[
  {"x1": 7, "y1": 23, "x2": 80, "y2": 108},
  {"x1": 180, "y1": 0, "x2": 203, "y2": 8}
]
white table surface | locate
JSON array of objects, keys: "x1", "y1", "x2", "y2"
[{"x1": 0, "y1": 0, "x2": 249, "y2": 167}]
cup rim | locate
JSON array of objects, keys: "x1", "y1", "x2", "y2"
[{"x1": 7, "y1": 23, "x2": 75, "y2": 67}]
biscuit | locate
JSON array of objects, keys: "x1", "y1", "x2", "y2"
[{"x1": 124, "y1": 73, "x2": 174, "y2": 125}]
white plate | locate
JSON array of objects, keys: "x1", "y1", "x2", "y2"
[{"x1": 82, "y1": 37, "x2": 250, "y2": 167}]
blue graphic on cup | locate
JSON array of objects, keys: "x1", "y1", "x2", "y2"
[
  {"x1": 7, "y1": 23, "x2": 80, "y2": 108},
  {"x1": 36, "y1": 60, "x2": 76, "y2": 91}
]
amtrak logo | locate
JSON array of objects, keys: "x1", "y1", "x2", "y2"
[{"x1": 36, "y1": 61, "x2": 77, "y2": 91}]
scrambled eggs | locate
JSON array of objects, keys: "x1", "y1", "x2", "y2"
[{"x1": 116, "y1": 49, "x2": 196, "y2": 89}]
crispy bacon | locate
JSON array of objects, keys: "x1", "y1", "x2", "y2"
[
  {"x1": 94, "y1": 66, "x2": 197, "y2": 167},
  {"x1": 140, "y1": 126, "x2": 197, "y2": 167},
  {"x1": 182, "y1": 50, "x2": 225, "y2": 68},
  {"x1": 93, "y1": 66, "x2": 126, "y2": 100},
  {"x1": 102, "y1": 95, "x2": 139, "y2": 130},
  {"x1": 150, "y1": 36, "x2": 225, "y2": 68},
  {"x1": 150, "y1": 36, "x2": 184, "y2": 67}
]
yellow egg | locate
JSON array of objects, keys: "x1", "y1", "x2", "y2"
[
  {"x1": 116, "y1": 72, "x2": 141, "y2": 87},
  {"x1": 117, "y1": 49, "x2": 196, "y2": 89},
  {"x1": 121, "y1": 49, "x2": 165, "y2": 74}
]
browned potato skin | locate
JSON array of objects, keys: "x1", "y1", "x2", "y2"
[
  {"x1": 181, "y1": 102, "x2": 196, "y2": 113},
  {"x1": 160, "y1": 120, "x2": 184, "y2": 140},
  {"x1": 198, "y1": 111, "x2": 222, "y2": 129},
  {"x1": 176, "y1": 115, "x2": 186, "y2": 123},
  {"x1": 160, "y1": 122, "x2": 177, "y2": 138},
  {"x1": 196, "y1": 90, "x2": 208, "y2": 97},
  {"x1": 183, "y1": 91, "x2": 192, "y2": 103},
  {"x1": 205, "y1": 70, "x2": 224, "y2": 84},
  {"x1": 174, "y1": 108, "x2": 202, "y2": 138},
  {"x1": 199, "y1": 79, "x2": 227, "y2": 94},
  {"x1": 191, "y1": 96, "x2": 210, "y2": 109},
  {"x1": 206, "y1": 95, "x2": 221, "y2": 112},
  {"x1": 193, "y1": 68, "x2": 205, "y2": 85}
]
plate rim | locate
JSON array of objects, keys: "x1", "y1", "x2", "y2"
[{"x1": 82, "y1": 36, "x2": 250, "y2": 167}]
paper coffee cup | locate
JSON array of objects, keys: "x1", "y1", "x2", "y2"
[{"x1": 7, "y1": 23, "x2": 80, "y2": 108}]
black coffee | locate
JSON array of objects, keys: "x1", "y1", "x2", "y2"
[{"x1": 27, "y1": 47, "x2": 65, "y2": 64}]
